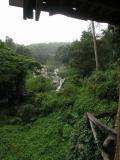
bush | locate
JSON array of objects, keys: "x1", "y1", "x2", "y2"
[
  {"x1": 68, "y1": 117, "x2": 102, "y2": 160},
  {"x1": 26, "y1": 76, "x2": 53, "y2": 93},
  {"x1": 88, "y1": 69, "x2": 118, "y2": 101},
  {"x1": 33, "y1": 89, "x2": 77, "y2": 116},
  {"x1": 60, "y1": 67, "x2": 78, "y2": 78},
  {"x1": 73, "y1": 89, "x2": 117, "y2": 116},
  {"x1": 62, "y1": 82, "x2": 78, "y2": 97},
  {"x1": 61, "y1": 111, "x2": 78, "y2": 126},
  {"x1": 58, "y1": 96, "x2": 75, "y2": 110},
  {"x1": 34, "y1": 92, "x2": 58, "y2": 116},
  {"x1": 17, "y1": 104, "x2": 39, "y2": 123},
  {"x1": 73, "y1": 95, "x2": 99, "y2": 115}
]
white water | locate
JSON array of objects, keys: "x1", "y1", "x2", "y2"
[
  {"x1": 35, "y1": 66, "x2": 65, "y2": 91},
  {"x1": 52, "y1": 68, "x2": 65, "y2": 91},
  {"x1": 56, "y1": 78, "x2": 65, "y2": 92}
]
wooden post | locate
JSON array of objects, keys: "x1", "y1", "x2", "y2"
[
  {"x1": 35, "y1": 0, "x2": 42, "y2": 21},
  {"x1": 114, "y1": 59, "x2": 120, "y2": 160}
]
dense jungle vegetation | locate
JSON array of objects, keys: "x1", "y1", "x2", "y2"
[{"x1": 0, "y1": 27, "x2": 120, "y2": 160}]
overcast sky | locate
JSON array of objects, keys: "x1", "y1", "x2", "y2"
[{"x1": 0, "y1": 0, "x2": 107, "y2": 45}]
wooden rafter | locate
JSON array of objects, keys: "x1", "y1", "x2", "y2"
[{"x1": 9, "y1": 0, "x2": 120, "y2": 25}]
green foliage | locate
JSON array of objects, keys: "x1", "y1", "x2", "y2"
[
  {"x1": 62, "y1": 82, "x2": 78, "y2": 97},
  {"x1": 69, "y1": 32, "x2": 95, "y2": 76},
  {"x1": 33, "y1": 86, "x2": 77, "y2": 116},
  {"x1": 55, "y1": 45, "x2": 70, "y2": 65},
  {"x1": 0, "y1": 28, "x2": 119, "y2": 160},
  {"x1": 26, "y1": 76, "x2": 52, "y2": 93},
  {"x1": 60, "y1": 67, "x2": 78, "y2": 80},
  {"x1": 74, "y1": 92, "x2": 117, "y2": 116},
  {"x1": 0, "y1": 113, "x2": 70, "y2": 160},
  {"x1": 68, "y1": 117, "x2": 102, "y2": 160},
  {"x1": 61, "y1": 111, "x2": 78, "y2": 127},
  {"x1": 88, "y1": 68, "x2": 118, "y2": 101},
  {"x1": 101, "y1": 30, "x2": 120, "y2": 63},
  {"x1": 57, "y1": 82, "x2": 78, "y2": 110},
  {"x1": 17, "y1": 104, "x2": 39, "y2": 123},
  {"x1": 62, "y1": 67, "x2": 83, "y2": 86},
  {"x1": 58, "y1": 124, "x2": 74, "y2": 139},
  {"x1": 62, "y1": 30, "x2": 120, "y2": 76},
  {"x1": 28, "y1": 42, "x2": 69, "y2": 63},
  {"x1": 16, "y1": 45, "x2": 32, "y2": 57},
  {"x1": 34, "y1": 92, "x2": 58, "y2": 116},
  {"x1": 0, "y1": 42, "x2": 40, "y2": 104},
  {"x1": 5, "y1": 36, "x2": 16, "y2": 50},
  {"x1": 68, "y1": 90, "x2": 117, "y2": 160}
]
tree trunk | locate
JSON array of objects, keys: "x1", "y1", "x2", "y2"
[{"x1": 91, "y1": 21, "x2": 99, "y2": 71}]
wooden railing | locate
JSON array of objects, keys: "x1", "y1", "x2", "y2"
[{"x1": 87, "y1": 110, "x2": 117, "y2": 160}]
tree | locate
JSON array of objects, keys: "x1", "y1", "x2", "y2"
[
  {"x1": 55, "y1": 45, "x2": 70, "y2": 65},
  {"x1": 0, "y1": 41, "x2": 41, "y2": 104},
  {"x1": 69, "y1": 32, "x2": 95, "y2": 76},
  {"x1": 5, "y1": 36, "x2": 16, "y2": 50},
  {"x1": 16, "y1": 45, "x2": 32, "y2": 57},
  {"x1": 91, "y1": 21, "x2": 99, "y2": 70}
]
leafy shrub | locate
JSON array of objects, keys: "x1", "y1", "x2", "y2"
[
  {"x1": 33, "y1": 89, "x2": 76, "y2": 116},
  {"x1": 62, "y1": 82, "x2": 78, "y2": 97},
  {"x1": 88, "y1": 69, "x2": 118, "y2": 101},
  {"x1": 73, "y1": 95, "x2": 99, "y2": 115},
  {"x1": 26, "y1": 76, "x2": 52, "y2": 93},
  {"x1": 0, "y1": 43, "x2": 40, "y2": 105},
  {"x1": 61, "y1": 67, "x2": 78, "y2": 78},
  {"x1": 65, "y1": 75, "x2": 84, "y2": 87},
  {"x1": 68, "y1": 117, "x2": 102, "y2": 160},
  {"x1": 34, "y1": 92, "x2": 58, "y2": 116},
  {"x1": 61, "y1": 111, "x2": 78, "y2": 126},
  {"x1": 73, "y1": 90, "x2": 117, "y2": 116},
  {"x1": 57, "y1": 123, "x2": 73, "y2": 139},
  {"x1": 53, "y1": 93, "x2": 76, "y2": 112},
  {"x1": 17, "y1": 104, "x2": 39, "y2": 123}
]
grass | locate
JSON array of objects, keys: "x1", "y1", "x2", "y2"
[{"x1": 0, "y1": 113, "x2": 71, "y2": 160}]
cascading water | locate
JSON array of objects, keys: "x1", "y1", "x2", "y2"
[{"x1": 39, "y1": 66, "x2": 65, "y2": 91}]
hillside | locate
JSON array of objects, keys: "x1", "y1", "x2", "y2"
[
  {"x1": 0, "y1": 28, "x2": 120, "y2": 160},
  {"x1": 28, "y1": 42, "x2": 70, "y2": 63}
]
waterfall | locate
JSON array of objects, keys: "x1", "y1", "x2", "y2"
[{"x1": 56, "y1": 78, "x2": 65, "y2": 92}]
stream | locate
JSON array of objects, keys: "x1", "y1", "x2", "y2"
[{"x1": 41, "y1": 66, "x2": 65, "y2": 91}]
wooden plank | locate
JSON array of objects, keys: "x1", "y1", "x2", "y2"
[
  {"x1": 35, "y1": 0, "x2": 42, "y2": 21},
  {"x1": 23, "y1": 0, "x2": 34, "y2": 20},
  {"x1": 87, "y1": 113, "x2": 117, "y2": 137},
  {"x1": 89, "y1": 120, "x2": 99, "y2": 143}
]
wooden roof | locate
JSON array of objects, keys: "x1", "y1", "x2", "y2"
[{"x1": 9, "y1": 0, "x2": 120, "y2": 25}]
